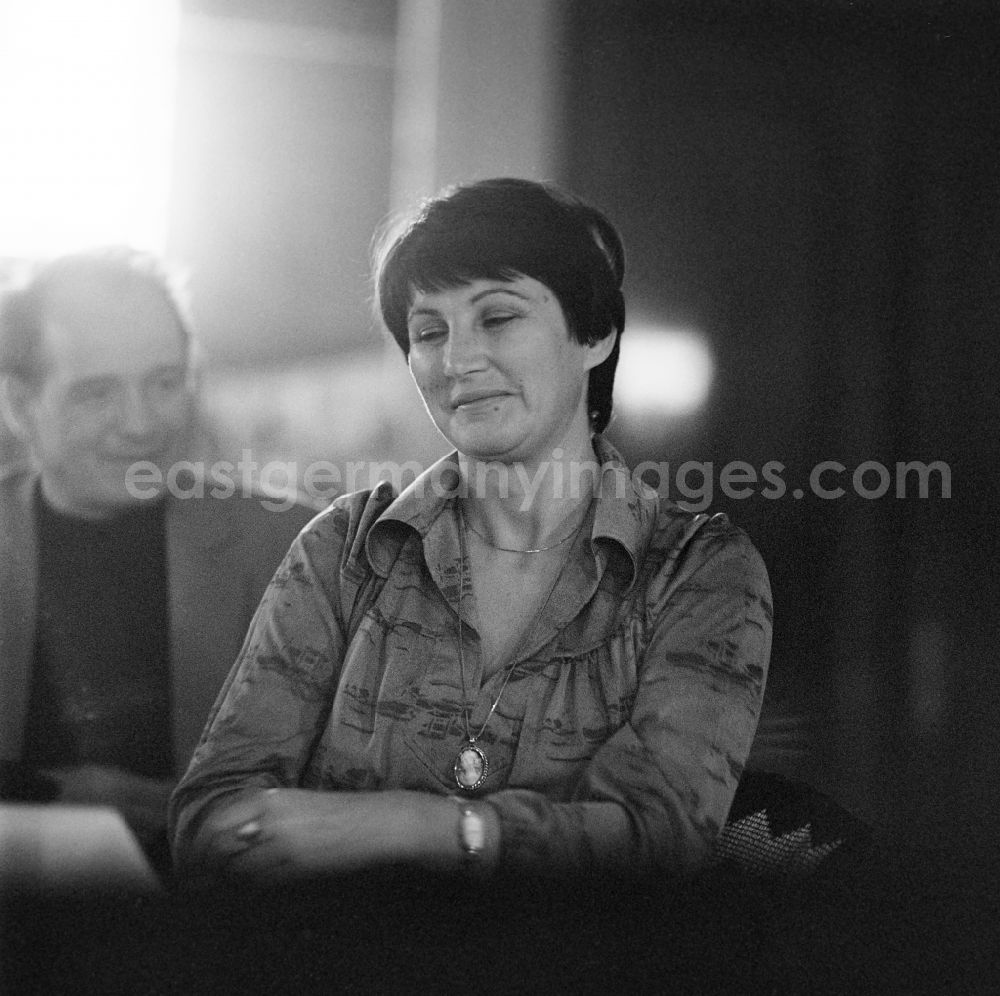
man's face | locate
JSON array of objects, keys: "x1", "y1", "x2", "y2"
[{"x1": 19, "y1": 279, "x2": 195, "y2": 519}]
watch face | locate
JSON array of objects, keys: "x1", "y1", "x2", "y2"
[
  {"x1": 459, "y1": 807, "x2": 486, "y2": 856},
  {"x1": 454, "y1": 743, "x2": 488, "y2": 791}
]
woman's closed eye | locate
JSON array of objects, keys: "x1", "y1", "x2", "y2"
[
  {"x1": 408, "y1": 306, "x2": 521, "y2": 343},
  {"x1": 410, "y1": 321, "x2": 448, "y2": 344},
  {"x1": 481, "y1": 311, "x2": 518, "y2": 331}
]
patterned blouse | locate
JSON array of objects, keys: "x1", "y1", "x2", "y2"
[{"x1": 170, "y1": 438, "x2": 772, "y2": 877}]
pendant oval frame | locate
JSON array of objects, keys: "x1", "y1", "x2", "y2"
[{"x1": 454, "y1": 742, "x2": 489, "y2": 791}]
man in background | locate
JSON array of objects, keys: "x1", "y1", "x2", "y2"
[{"x1": 0, "y1": 247, "x2": 317, "y2": 871}]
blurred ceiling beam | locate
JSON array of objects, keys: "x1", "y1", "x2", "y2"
[
  {"x1": 390, "y1": 0, "x2": 443, "y2": 212},
  {"x1": 389, "y1": 0, "x2": 567, "y2": 212}
]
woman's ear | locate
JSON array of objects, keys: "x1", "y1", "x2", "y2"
[
  {"x1": 583, "y1": 330, "x2": 618, "y2": 371},
  {"x1": 0, "y1": 375, "x2": 36, "y2": 441}
]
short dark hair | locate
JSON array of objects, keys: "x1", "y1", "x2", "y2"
[
  {"x1": 0, "y1": 245, "x2": 194, "y2": 386},
  {"x1": 373, "y1": 177, "x2": 626, "y2": 434}
]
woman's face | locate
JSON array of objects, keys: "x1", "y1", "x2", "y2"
[{"x1": 406, "y1": 275, "x2": 611, "y2": 466}]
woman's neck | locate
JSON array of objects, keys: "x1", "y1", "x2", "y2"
[{"x1": 457, "y1": 438, "x2": 601, "y2": 552}]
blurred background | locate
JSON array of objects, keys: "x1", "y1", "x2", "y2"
[{"x1": 1, "y1": 0, "x2": 997, "y2": 877}]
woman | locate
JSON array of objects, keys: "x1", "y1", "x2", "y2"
[{"x1": 169, "y1": 178, "x2": 772, "y2": 882}]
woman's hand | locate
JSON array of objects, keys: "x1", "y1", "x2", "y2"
[{"x1": 188, "y1": 787, "x2": 498, "y2": 882}]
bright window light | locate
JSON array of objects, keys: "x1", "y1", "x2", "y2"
[
  {"x1": 0, "y1": 0, "x2": 180, "y2": 258},
  {"x1": 615, "y1": 326, "x2": 714, "y2": 416}
]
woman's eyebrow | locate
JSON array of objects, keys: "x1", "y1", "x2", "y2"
[
  {"x1": 468, "y1": 286, "x2": 530, "y2": 304},
  {"x1": 406, "y1": 285, "x2": 531, "y2": 321},
  {"x1": 407, "y1": 304, "x2": 440, "y2": 319},
  {"x1": 408, "y1": 286, "x2": 529, "y2": 320}
]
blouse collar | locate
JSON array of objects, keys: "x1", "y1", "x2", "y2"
[{"x1": 364, "y1": 436, "x2": 658, "y2": 592}]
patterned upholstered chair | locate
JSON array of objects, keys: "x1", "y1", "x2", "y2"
[{"x1": 711, "y1": 769, "x2": 873, "y2": 878}]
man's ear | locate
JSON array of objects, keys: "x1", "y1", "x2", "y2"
[
  {"x1": 583, "y1": 330, "x2": 618, "y2": 371},
  {"x1": 0, "y1": 375, "x2": 36, "y2": 441}
]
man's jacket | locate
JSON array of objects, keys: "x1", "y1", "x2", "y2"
[{"x1": 0, "y1": 465, "x2": 318, "y2": 777}]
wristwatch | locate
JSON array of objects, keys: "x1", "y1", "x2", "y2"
[{"x1": 450, "y1": 796, "x2": 486, "y2": 866}]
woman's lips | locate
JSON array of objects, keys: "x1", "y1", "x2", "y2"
[{"x1": 451, "y1": 391, "x2": 509, "y2": 409}]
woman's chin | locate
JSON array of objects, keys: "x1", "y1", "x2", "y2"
[
  {"x1": 455, "y1": 440, "x2": 520, "y2": 464},
  {"x1": 443, "y1": 423, "x2": 521, "y2": 463}
]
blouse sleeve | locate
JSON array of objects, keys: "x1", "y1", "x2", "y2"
[
  {"x1": 484, "y1": 515, "x2": 773, "y2": 878},
  {"x1": 168, "y1": 504, "x2": 352, "y2": 858}
]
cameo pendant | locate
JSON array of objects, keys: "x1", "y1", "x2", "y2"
[{"x1": 454, "y1": 741, "x2": 488, "y2": 791}]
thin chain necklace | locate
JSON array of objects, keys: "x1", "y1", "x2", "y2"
[
  {"x1": 462, "y1": 514, "x2": 580, "y2": 554},
  {"x1": 452, "y1": 502, "x2": 589, "y2": 791}
]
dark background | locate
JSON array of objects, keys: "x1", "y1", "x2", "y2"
[{"x1": 561, "y1": 0, "x2": 1000, "y2": 879}]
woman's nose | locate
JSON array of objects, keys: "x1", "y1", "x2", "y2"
[{"x1": 442, "y1": 325, "x2": 487, "y2": 376}]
